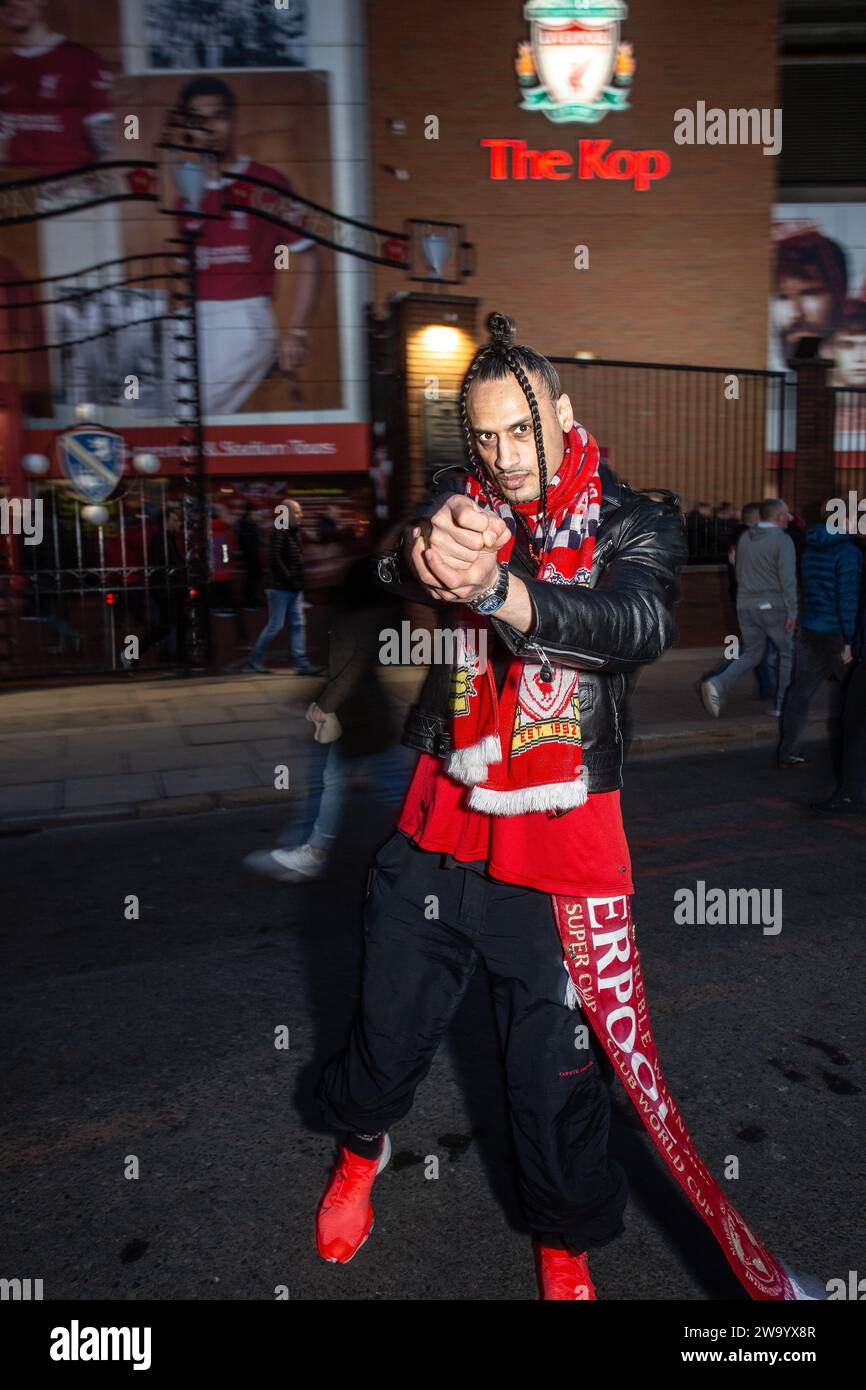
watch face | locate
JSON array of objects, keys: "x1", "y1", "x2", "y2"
[{"x1": 377, "y1": 556, "x2": 396, "y2": 584}]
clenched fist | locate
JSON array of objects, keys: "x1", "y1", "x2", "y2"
[{"x1": 407, "y1": 495, "x2": 510, "y2": 603}]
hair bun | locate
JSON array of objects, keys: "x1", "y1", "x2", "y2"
[{"x1": 487, "y1": 311, "x2": 516, "y2": 349}]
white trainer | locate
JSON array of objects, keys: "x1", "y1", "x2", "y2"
[
  {"x1": 243, "y1": 844, "x2": 327, "y2": 883},
  {"x1": 700, "y1": 678, "x2": 722, "y2": 718}
]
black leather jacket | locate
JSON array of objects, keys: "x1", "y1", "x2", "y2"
[{"x1": 376, "y1": 463, "x2": 688, "y2": 793}]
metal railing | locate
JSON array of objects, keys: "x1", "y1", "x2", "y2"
[{"x1": 550, "y1": 357, "x2": 788, "y2": 561}]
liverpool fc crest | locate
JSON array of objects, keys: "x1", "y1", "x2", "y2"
[{"x1": 515, "y1": 1, "x2": 635, "y2": 125}]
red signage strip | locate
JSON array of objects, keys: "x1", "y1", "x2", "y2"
[{"x1": 23, "y1": 423, "x2": 370, "y2": 478}]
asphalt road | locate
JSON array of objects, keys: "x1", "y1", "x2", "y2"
[{"x1": 1, "y1": 739, "x2": 863, "y2": 1302}]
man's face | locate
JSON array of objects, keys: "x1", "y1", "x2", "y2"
[
  {"x1": 830, "y1": 330, "x2": 866, "y2": 387},
  {"x1": 184, "y1": 95, "x2": 234, "y2": 159},
  {"x1": 773, "y1": 273, "x2": 835, "y2": 357},
  {"x1": 466, "y1": 371, "x2": 573, "y2": 504},
  {"x1": 770, "y1": 503, "x2": 792, "y2": 529},
  {"x1": 0, "y1": 0, "x2": 46, "y2": 35},
  {"x1": 288, "y1": 500, "x2": 302, "y2": 528}
]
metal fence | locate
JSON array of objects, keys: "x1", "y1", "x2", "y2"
[
  {"x1": 550, "y1": 357, "x2": 788, "y2": 561},
  {"x1": 833, "y1": 387, "x2": 866, "y2": 506},
  {"x1": 0, "y1": 250, "x2": 207, "y2": 678}
]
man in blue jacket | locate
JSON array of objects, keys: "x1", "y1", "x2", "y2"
[
  {"x1": 812, "y1": 552, "x2": 866, "y2": 813},
  {"x1": 778, "y1": 507, "x2": 863, "y2": 771}
]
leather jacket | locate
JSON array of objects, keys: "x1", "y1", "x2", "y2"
[{"x1": 376, "y1": 463, "x2": 688, "y2": 793}]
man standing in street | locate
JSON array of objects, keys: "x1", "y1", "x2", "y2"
[
  {"x1": 245, "y1": 498, "x2": 320, "y2": 675},
  {"x1": 778, "y1": 506, "x2": 862, "y2": 772},
  {"x1": 700, "y1": 498, "x2": 798, "y2": 720},
  {"x1": 310, "y1": 314, "x2": 813, "y2": 1303},
  {"x1": 812, "y1": 549, "x2": 866, "y2": 813}
]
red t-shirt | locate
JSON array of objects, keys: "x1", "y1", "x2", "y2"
[
  {"x1": 0, "y1": 35, "x2": 112, "y2": 174},
  {"x1": 178, "y1": 158, "x2": 314, "y2": 302},
  {"x1": 397, "y1": 751, "x2": 633, "y2": 897}
]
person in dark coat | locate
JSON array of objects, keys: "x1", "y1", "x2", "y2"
[
  {"x1": 779, "y1": 514, "x2": 862, "y2": 769},
  {"x1": 244, "y1": 497, "x2": 321, "y2": 674},
  {"x1": 236, "y1": 501, "x2": 262, "y2": 610},
  {"x1": 812, "y1": 542, "x2": 866, "y2": 813},
  {"x1": 243, "y1": 535, "x2": 413, "y2": 881}
]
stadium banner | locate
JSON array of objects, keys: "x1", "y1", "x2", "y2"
[{"x1": 0, "y1": 0, "x2": 373, "y2": 454}]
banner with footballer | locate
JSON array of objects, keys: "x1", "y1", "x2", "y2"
[{"x1": 1, "y1": 0, "x2": 350, "y2": 446}]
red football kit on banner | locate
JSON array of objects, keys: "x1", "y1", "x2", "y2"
[
  {"x1": 180, "y1": 158, "x2": 314, "y2": 301},
  {"x1": 0, "y1": 35, "x2": 112, "y2": 174}
]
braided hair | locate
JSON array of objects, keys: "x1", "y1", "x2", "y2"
[{"x1": 459, "y1": 311, "x2": 562, "y2": 561}]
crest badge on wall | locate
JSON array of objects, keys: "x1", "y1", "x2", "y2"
[
  {"x1": 515, "y1": 0, "x2": 635, "y2": 125},
  {"x1": 56, "y1": 426, "x2": 125, "y2": 503}
]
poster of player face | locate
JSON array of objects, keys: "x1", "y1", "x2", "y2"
[
  {"x1": 1, "y1": 0, "x2": 346, "y2": 425},
  {"x1": 771, "y1": 204, "x2": 866, "y2": 387},
  {"x1": 112, "y1": 68, "x2": 337, "y2": 417},
  {"x1": 143, "y1": 0, "x2": 306, "y2": 71}
]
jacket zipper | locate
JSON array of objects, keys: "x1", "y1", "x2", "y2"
[{"x1": 529, "y1": 642, "x2": 553, "y2": 682}]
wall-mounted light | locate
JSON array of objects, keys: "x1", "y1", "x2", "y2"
[
  {"x1": 574, "y1": 351, "x2": 596, "y2": 360},
  {"x1": 132, "y1": 452, "x2": 160, "y2": 476},
  {"x1": 22, "y1": 453, "x2": 50, "y2": 475},
  {"x1": 388, "y1": 119, "x2": 407, "y2": 135},
  {"x1": 419, "y1": 325, "x2": 462, "y2": 356},
  {"x1": 74, "y1": 402, "x2": 97, "y2": 422},
  {"x1": 81, "y1": 504, "x2": 110, "y2": 525}
]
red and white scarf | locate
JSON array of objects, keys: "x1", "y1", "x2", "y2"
[{"x1": 447, "y1": 423, "x2": 601, "y2": 815}]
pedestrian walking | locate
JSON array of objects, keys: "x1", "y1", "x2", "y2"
[
  {"x1": 779, "y1": 510, "x2": 862, "y2": 771},
  {"x1": 245, "y1": 498, "x2": 322, "y2": 675},
  {"x1": 243, "y1": 538, "x2": 412, "y2": 882},
  {"x1": 236, "y1": 501, "x2": 263, "y2": 611},
  {"x1": 701, "y1": 501, "x2": 778, "y2": 699},
  {"x1": 700, "y1": 498, "x2": 797, "y2": 719},
  {"x1": 812, "y1": 551, "x2": 866, "y2": 813}
]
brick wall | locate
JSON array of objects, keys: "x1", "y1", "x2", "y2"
[{"x1": 368, "y1": 0, "x2": 779, "y2": 370}]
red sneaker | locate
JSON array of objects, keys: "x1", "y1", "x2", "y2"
[
  {"x1": 535, "y1": 1244, "x2": 597, "y2": 1300},
  {"x1": 316, "y1": 1134, "x2": 391, "y2": 1264}
]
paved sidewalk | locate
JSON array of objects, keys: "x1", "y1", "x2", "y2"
[{"x1": 0, "y1": 649, "x2": 830, "y2": 831}]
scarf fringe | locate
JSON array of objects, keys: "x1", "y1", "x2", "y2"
[
  {"x1": 446, "y1": 734, "x2": 502, "y2": 786},
  {"x1": 780, "y1": 1265, "x2": 825, "y2": 1301},
  {"x1": 467, "y1": 769, "x2": 589, "y2": 817}
]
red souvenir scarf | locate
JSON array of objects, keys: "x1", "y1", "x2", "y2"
[
  {"x1": 552, "y1": 895, "x2": 821, "y2": 1301},
  {"x1": 446, "y1": 423, "x2": 601, "y2": 815}
]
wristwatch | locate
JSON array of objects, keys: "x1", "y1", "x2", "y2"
[
  {"x1": 470, "y1": 563, "x2": 510, "y2": 615},
  {"x1": 376, "y1": 531, "x2": 409, "y2": 586}
]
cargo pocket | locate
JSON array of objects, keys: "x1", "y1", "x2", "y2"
[{"x1": 364, "y1": 830, "x2": 413, "y2": 926}]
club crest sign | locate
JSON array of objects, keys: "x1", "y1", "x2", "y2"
[
  {"x1": 516, "y1": 0, "x2": 635, "y2": 125},
  {"x1": 57, "y1": 426, "x2": 125, "y2": 503}
]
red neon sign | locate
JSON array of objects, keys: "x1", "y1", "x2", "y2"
[{"x1": 481, "y1": 138, "x2": 671, "y2": 192}]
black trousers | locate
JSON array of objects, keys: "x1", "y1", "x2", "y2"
[
  {"x1": 779, "y1": 628, "x2": 849, "y2": 773},
  {"x1": 839, "y1": 659, "x2": 866, "y2": 802},
  {"x1": 317, "y1": 831, "x2": 628, "y2": 1254}
]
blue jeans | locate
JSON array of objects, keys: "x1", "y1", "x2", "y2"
[
  {"x1": 707, "y1": 641, "x2": 779, "y2": 698},
  {"x1": 278, "y1": 740, "x2": 417, "y2": 853},
  {"x1": 249, "y1": 588, "x2": 307, "y2": 666}
]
